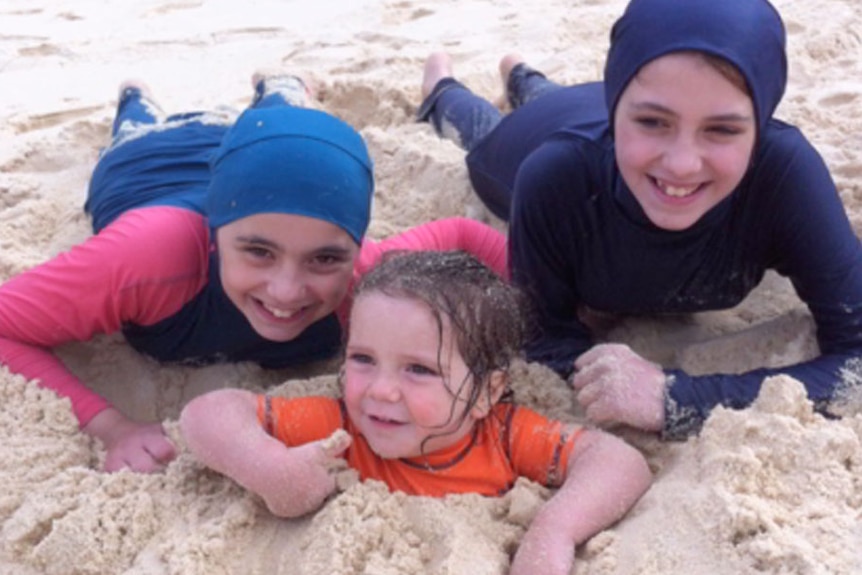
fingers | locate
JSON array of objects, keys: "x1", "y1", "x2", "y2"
[
  {"x1": 320, "y1": 428, "x2": 352, "y2": 458},
  {"x1": 146, "y1": 432, "x2": 178, "y2": 463},
  {"x1": 574, "y1": 343, "x2": 632, "y2": 373},
  {"x1": 102, "y1": 424, "x2": 177, "y2": 473}
]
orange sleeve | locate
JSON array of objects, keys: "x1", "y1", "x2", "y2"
[
  {"x1": 256, "y1": 395, "x2": 344, "y2": 446},
  {"x1": 507, "y1": 406, "x2": 584, "y2": 487}
]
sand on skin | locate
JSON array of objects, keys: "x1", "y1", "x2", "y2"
[{"x1": 1, "y1": 0, "x2": 861, "y2": 573}]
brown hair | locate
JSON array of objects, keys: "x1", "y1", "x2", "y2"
[
  {"x1": 352, "y1": 250, "x2": 525, "y2": 432},
  {"x1": 700, "y1": 52, "x2": 750, "y2": 95}
]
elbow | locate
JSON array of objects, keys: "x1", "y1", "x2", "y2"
[{"x1": 179, "y1": 389, "x2": 253, "y2": 462}]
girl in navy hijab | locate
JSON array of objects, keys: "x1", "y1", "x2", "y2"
[
  {"x1": 417, "y1": 0, "x2": 862, "y2": 438},
  {"x1": 0, "y1": 75, "x2": 507, "y2": 473}
]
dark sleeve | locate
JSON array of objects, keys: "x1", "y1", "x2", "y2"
[
  {"x1": 509, "y1": 140, "x2": 597, "y2": 378},
  {"x1": 664, "y1": 130, "x2": 862, "y2": 438}
]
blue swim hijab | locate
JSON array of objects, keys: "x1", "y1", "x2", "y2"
[
  {"x1": 207, "y1": 106, "x2": 374, "y2": 243},
  {"x1": 604, "y1": 0, "x2": 787, "y2": 133}
]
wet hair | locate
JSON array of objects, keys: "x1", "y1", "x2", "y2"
[
  {"x1": 352, "y1": 250, "x2": 526, "y2": 432},
  {"x1": 700, "y1": 52, "x2": 750, "y2": 96}
]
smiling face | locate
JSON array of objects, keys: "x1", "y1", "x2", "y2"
[
  {"x1": 613, "y1": 52, "x2": 757, "y2": 231},
  {"x1": 342, "y1": 292, "x2": 482, "y2": 459},
  {"x1": 216, "y1": 212, "x2": 359, "y2": 342}
]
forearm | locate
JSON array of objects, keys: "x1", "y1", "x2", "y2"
[
  {"x1": 180, "y1": 390, "x2": 330, "y2": 518},
  {"x1": 0, "y1": 336, "x2": 111, "y2": 426},
  {"x1": 181, "y1": 389, "x2": 273, "y2": 488},
  {"x1": 664, "y1": 351, "x2": 858, "y2": 438},
  {"x1": 511, "y1": 431, "x2": 651, "y2": 574}
]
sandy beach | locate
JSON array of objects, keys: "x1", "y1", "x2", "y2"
[{"x1": 1, "y1": 0, "x2": 861, "y2": 573}]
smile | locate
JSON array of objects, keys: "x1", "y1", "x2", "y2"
[
  {"x1": 369, "y1": 414, "x2": 406, "y2": 426},
  {"x1": 261, "y1": 301, "x2": 303, "y2": 320},
  {"x1": 654, "y1": 178, "x2": 701, "y2": 198}
]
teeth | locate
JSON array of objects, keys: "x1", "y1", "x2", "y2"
[
  {"x1": 659, "y1": 180, "x2": 698, "y2": 197},
  {"x1": 264, "y1": 304, "x2": 298, "y2": 319},
  {"x1": 665, "y1": 185, "x2": 695, "y2": 197}
]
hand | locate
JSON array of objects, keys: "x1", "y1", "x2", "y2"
[
  {"x1": 83, "y1": 408, "x2": 177, "y2": 472},
  {"x1": 572, "y1": 343, "x2": 666, "y2": 432},
  {"x1": 258, "y1": 429, "x2": 352, "y2": 518},
  {"x1": 509, "y1": 521, "x2": 574, "y2": 575}
]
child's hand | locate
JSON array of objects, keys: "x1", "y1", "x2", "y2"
[
  {"x1": 84, "y1": 407, "x2": 177, "y2": 473},
  {"x1": 509, "y1": 523, "x2": 575, "y2": 575},
  {"x1": 259, "y1": 429, "x2": 352, "y2": 518},
  {"x1": 572, "y1": 343, "x2": 666, "y2": 431}
]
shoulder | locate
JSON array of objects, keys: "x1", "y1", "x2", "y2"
[
  {"x1": 96, "y1": 206, "x2": 210, "y2": 276},
  {"x1": 755, "y1": 120, "x2": 828, "y2": 177}
]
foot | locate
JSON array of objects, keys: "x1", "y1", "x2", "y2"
[
  {"x1": 251, "y1": 70, "x2": 315, "y2": 107},
  {"x1": 117, "y1": 78, "x2": 155, "y2": 103},
  {"x1": 498, "y1": 53, "x2": 526, "y2": 91},
  {"x1": 421, "y1": 52, "x2": 454, "y2": 100}
]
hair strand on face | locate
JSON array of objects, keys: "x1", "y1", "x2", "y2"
[{"x1": 352, "y1": 250, "x2": 527, "y2": 452}]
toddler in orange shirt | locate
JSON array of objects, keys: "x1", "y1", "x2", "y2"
[{"x1": 181, "y1": 250, "x2": 650, "y2": 574}]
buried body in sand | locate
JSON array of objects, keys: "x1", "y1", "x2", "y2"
[
  {"x1": 2, "y1": 0, "x2": 862, "y2": 574},
  {"x1": 0, "y1": 361, "x2": 860, "y2": 574}
]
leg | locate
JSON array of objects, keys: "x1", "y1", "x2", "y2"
[
  {"x1": 111, "y1": 80, "x2": 162, "y2": 138},
  {"x1": 499, "y1": 54, "x2": 563, "y2": 109},
  {"x1": 417, "y1": 53, "x2": 502, "y2": 152}
]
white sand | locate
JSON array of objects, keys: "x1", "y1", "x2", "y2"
[{"x1": 1, "y1": 0, "x2": 861, "y2": 573}]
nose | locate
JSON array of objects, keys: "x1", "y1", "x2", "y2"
[
  {"x1": 367, "y1": 370, "x2": 401, "y2": 402},
  {"x1": 662, "y1": 133, "x2": 703, "y2": 178},
  {"x1": 266, "y1": 263, "x2": 307, "y2": 303}
]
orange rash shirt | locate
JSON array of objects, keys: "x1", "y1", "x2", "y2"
[{"x1": 257, "y1": 395, "x2": 583, "y2": 497}]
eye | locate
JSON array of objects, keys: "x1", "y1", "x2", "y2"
[
  {"x1": 347, "y1": 352, "x2": 374, "y2": 366},
  {"x1": 309, "y1": 250, "x2": 352, "y2": 271},
  {"x1": 706, "y1": 124, "x2": 745, "y2": 137},
  {"x1": 313, "y1": 254, "x2": 340, "y2": 265},
  {"x1": 634, "y1": 116, "x2": 669, "y2": 130},
  {"x1": 407, "y1": 363, "x2": 439, "y2": 377},
  {"x1": 241, "y1": 245, "x2": 274, "y2": 261}
]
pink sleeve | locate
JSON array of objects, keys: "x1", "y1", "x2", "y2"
[
  {"x1": 0, "y1": 207, "x2": 210, "y2": 426},
  {"x1": 355, "y1": 217, "x2": 508, "y2": 279}
]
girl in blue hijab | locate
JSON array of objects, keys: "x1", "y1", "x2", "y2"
[
  {"x1": 417, "y1": 0, "x2": 862, "y2": 438},
  {"x1": 0, "y1": 74, "x2": 508, "y2": 473}
]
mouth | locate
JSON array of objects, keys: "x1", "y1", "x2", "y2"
[
  {"x1": 368, "y1": 414, "x2": 406, "y2": 427},
  {"x1": 258, "y1": 300, "x2": 310, "y2": 323},
  {"x1": 653, "y1": 177, "x2": 702, "y2": 198}
]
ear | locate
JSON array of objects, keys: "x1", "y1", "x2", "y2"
[{"x1": 469, "y1": 370, "x2": 508, "y2": 420}]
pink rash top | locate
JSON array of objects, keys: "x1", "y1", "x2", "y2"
[{"x1": 0, "y1": 206, "x2": 507, "y2": 427}]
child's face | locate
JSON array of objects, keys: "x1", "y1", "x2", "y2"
[
  {"x1": 217, "y1": 212, "x2": 358, "y2": 342},
  {"x1": 343, "y1": 292, "x2": 479, "y2": 459},
  {"x1": 613, "y1": 52, "x2": 756, "y2": 231}
]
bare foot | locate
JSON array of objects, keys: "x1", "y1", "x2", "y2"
[
  {"x1": 251, "y1": 70, "x2": 315, "y2": 107},
  {"x1": 498, "y1": 53, "x2": 525, "y2": 90},
  {"x1": 118, "y1": 78, "x2": 154, "y2": 101},
  {"x1": 421, "y1": 52, "x2": 454, "y2": 99}
]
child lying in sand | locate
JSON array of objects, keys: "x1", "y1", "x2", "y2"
[{"x1": 181, "y1": 250, "x2": 651, "y2": 574}]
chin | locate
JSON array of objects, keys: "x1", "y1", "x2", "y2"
[
  {"x1": 645, "y1": 210, "x2": 704, "y2": 231},
  {"x1": 250, "y1": 321, "x2": 309, "y2": 343}
]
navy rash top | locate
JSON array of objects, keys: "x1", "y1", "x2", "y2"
[
  {"x1": 466, "y1": 0, "x2": 862, "y2": 436},
  {"x1": 467, "y1": 81, "x2": 862, "y2": 437}
]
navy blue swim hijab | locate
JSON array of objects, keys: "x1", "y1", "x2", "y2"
[
  {"x1": 604, "y1": 0, "x2": 787, "y2": 133},
  {"x1": 207, "y1": 106, "x2": 374, "y2": 243}
]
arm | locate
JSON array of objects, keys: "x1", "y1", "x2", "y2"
[
  {"x1": 357, "y1": 217, "x2": 508, "y2": 278},
  {"x1": 663, "y1": 133, "x2": 862, "y2": 437},
  {"x1": 510, "y1": 429, "x2": 651, "y2": 575},
  {"x1": 180, "y1": 389, "x2": 351, "y2": 518},
  {"x1": 509, "y1": 143, "x2": 598, "y2": 378},
  {"x1": 0, "y1": 207, "x2": 209, "y2": 470}
]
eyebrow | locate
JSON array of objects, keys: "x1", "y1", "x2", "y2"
[{"x1": 628, "y1": 101, "x2": 753, "y2": 123}]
